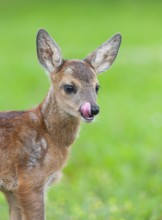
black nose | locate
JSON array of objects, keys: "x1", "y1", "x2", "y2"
[{"x1": 91, "y1": 105, "x2": 100, "y2": 116}]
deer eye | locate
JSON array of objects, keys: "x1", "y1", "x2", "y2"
[
  {"x1": 63, "y1": 84, "x2": 76, "y2": 94},
  {"x1": 95, "y1": 85, "x2": 100, "y2": 94}
]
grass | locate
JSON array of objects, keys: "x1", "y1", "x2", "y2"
[{"x1": 0, "y1": 1, "x2": 162, "y2": 219}]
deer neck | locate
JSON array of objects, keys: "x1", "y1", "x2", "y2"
[{"x1": 40, "y1": 86, "x2": 80, "y2": 147}]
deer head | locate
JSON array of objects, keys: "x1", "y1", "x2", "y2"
[{"x1": 36, "y1": 29, "x2": 121, "y2": 122}]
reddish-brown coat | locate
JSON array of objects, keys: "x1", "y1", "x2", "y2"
[{"x1": 0, "y1": 29, "x2": 121, "y2": 219}]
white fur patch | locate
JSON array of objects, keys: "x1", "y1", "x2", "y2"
[
  {"x1": 25, "y1": 135, "x2": 48, "y2": 169},
  {"x1": 29, "y1": 112, "x2": 39, "y2": 123},
  {"x1": 44, "y1": 171, "x2": 62, "y2": 192},
  {"x1": 41, "y1": 138, "x2": 47, "y2": 150},
  {"x1": 42, "y1": 86, "x2": 54, "y2": 114},
  {"x1": 65, "y1": 67, "x2": 73, "y2": 74}
]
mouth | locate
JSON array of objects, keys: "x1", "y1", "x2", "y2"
[
  {"x1": 79, "y1": 102, "x2": 94, "y2": 123},
  {"x1": 80, "y1": 112, "x2": 94, "y2": 122}
]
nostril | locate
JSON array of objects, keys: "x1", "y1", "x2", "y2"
[{"x1": 91, "y1": 105, "x2": 100, "y2": 116}]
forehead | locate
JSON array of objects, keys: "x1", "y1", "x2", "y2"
[{"x1": 61, "y1": 60, "x2": 96, "y2": 83}]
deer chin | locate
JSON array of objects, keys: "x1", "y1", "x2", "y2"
[{"x1": 80, "y1": 114, "x2": 94, "y2": 123}]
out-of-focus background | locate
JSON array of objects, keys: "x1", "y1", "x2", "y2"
[{"x1": 0, "y1": 0, "x2": 162, "y2": 219}]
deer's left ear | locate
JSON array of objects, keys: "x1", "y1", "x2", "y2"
[{"x1": 84, "y1": 33, "x2": 122, "y2": 75}]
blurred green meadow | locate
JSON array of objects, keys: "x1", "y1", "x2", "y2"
[{"x1": 0, "y1": 0, "x2": 162, "y2": 219}]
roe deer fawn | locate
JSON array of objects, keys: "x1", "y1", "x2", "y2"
[{"x1": 0, "y1": 29, "x2": 121, "y2": 220}]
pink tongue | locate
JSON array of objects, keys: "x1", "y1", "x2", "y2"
[{"x1": 80, "y1": 102, "x2": 91, "y2": 118}]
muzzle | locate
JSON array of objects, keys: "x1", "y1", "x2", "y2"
[{"x1": 80, "y1": 102, "x2": 100, "y2": 122}]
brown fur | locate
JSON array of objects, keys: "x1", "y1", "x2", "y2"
[{"x1": 0, "y1": 29, "x2": 121, "y2": 219}]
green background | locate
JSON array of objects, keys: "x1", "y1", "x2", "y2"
[{"x1": 0, "y1": 1, "x2": 162, "y2": 219}]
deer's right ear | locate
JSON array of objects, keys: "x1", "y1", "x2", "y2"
[{"x1": 36, "y1": 29, "x2": 63, "y2": 74}]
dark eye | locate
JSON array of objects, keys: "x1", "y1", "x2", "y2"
[
  {"x1": 95, "y1": 85, "x2": 100, "y2": 94},
  {"x1": 63, "y1": 84, "x2": 76, "y2": 94}
]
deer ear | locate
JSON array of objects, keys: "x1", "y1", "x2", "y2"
[
  {"x1": 36, "y1": 29, "x2": 63, "y2": 74},
  {"x1": 84, "y1": 33, "x2": 122, "y2": 75}
]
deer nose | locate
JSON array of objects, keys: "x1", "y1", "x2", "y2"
[{"x1": 91, "y1": 105, "x2": 100, "y2": 116}]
